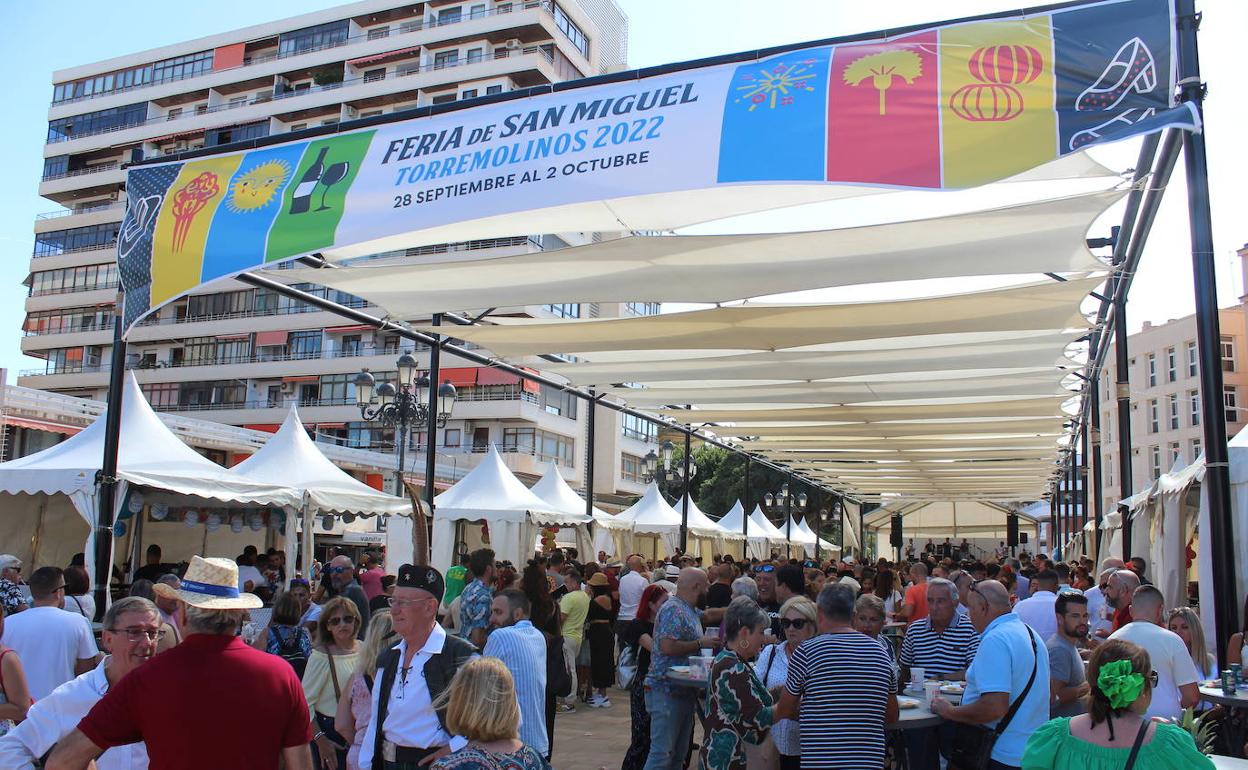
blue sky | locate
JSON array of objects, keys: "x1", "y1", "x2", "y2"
[{"x1": 2, "y1": 0, "x2": 1245, "y2": 382}]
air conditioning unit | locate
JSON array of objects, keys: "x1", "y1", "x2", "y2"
[
  {"x1": 281, "y1": 381, "x2": 296, "y2": 393},
  {"x1": 505, "y1": 39, "x2": 522, "y2": 50}
]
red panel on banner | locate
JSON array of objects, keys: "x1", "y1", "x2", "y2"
[{"x1": 826, "y1": 31, "x2": 941, "y2": 187}]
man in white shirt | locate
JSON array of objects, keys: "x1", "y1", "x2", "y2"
[
  {"x1": 0, "y1": 596, "x2": 159, "y2": 770},
  {"x1": 0, "y1": 567, "x2": 99, "y2": 700},
  {"x1": 1012, "y1": 569, "x2": 1059, "y2": 640},
  {"x1": 1108, "y1": 584, "x2": 1199, "y2": 720},
  {"x1": 1085, "y1": 568, "x2": 1115, "y2": 639},
  {"x1": 616, "y1": 556, "x2": 649, "y2": 631}
]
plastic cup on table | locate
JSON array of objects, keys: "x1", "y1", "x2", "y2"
[
  {"x1": 911, "y1": 667, "x2": 926, "y2": 689},
  {"x1": 924, "y1": 681, "x2": 942, "y2": 707}
]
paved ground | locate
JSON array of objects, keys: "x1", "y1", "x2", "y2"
[{"x1": 549, "y1": 687, "x2": 650, "y2": 770}]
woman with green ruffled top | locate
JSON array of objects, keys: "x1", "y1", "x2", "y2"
[{"x1": 1021, "y1": 639, "x2": 1214, "y2": 770}]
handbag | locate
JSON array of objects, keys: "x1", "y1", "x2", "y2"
[
  {"x1": 546, "y1": 630, "x2": 572, "y2": 698},
  {"x1": 617, "y1": 643, "x2": 638, "y2": 690},
  {"x1": 947, "y1": 628, "x2": 1039, "y2": 770}
]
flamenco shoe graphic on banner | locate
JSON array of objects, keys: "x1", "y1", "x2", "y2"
[
  {"x1": 1076, "y1": 37, "x2": 1157, "y2": 112},
  {"x1": 1070, "y1": 107, "x2": 1157, "y2": 149}
]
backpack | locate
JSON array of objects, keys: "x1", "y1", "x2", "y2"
[{"x1": 269, "y1": 625, "x2": 308, "y2": 678}]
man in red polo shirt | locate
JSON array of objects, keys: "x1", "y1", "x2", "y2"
[{"x1": 46, "y1": 556, "x2": 312, "y2": 770}]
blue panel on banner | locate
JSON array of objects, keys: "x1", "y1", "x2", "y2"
[
  {"x1": 1053, "y1": 0, "x2": 1174, "y2": 154},
  {"x1": 118, "y1": 163, "x2": 183, "y2": 330},
  {"x1": 201, "y1": 142, "x2": 309, "y2": 279},
  {"x1": 717, "y1": 46, "x2": 832, "y2": 183}
]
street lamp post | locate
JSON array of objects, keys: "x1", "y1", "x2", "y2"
[
  {"x1": 354, "y1": 352, "x2": 458, "y2": 496},
  {"x1": 764, "y1": 482, "x2": 806, "y2": 560},
  {"x1": 642, "y1": 439, "x2": 697, "y2": 552}
]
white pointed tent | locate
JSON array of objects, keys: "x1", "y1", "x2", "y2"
[
  {"x1": 676, "y1": 493, "x2": 743, "y2": 559},
  {"x1": 431, "y1": 446, "x2": 589, "y2": 572},
  {"x1": 716, "y1": 501, "x2": 770, "y2": 560},
  {"x1": 529, "y1": 463, "x2": 620, "y2": 559},
  {"x1": 749, "y1": 505, "x2": 790, "y2": 551},
  {"x1": 614, "y1": 483, "x2": 684, "y2": 559},
  {"x1": 788, "y1": 514, "x2": 817, "y2": 557},
  {"x1": 232, "y1": 407, "x2": 414, "y2": 580},
  {"x1": 0, "y1": 373, "x2": 299, "y2": 581}
]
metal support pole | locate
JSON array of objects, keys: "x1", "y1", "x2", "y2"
[
  {"x1": 94, "y1": 309, "x2": 128, "y2": 621},
  {"x1": 1178, "y1": 0, "x2": 1238, "y2": 665},
  {"x1": 1080, "y1": 421, "x2": 1090, "y2": 558},
  {"x1": 838, "y1": 497, "x2": 845, "y2": 559},
  {"x1": 680, "y1": 430, "x2": 691, "y2": 553},
  {"x1": 424, "y1": 314, "x2": 441, "y2": 524},
  {"x1": 742, "y1": 456, "x2": 751, "y2": 537},
  {"x1": 1091, "y1": 357, "x2": 1106, "y2": 563},
  {"x1": 585, "y1": 391, "x2": 596, "y2": 521},
  {"x1": 1114, "y1": 249, "x2": 1135, "y2": 561},
  {"x1": 785, "y1": 473, "x2": 793, "y2": 557},
  {"x1": 893, "y1": 514, "x2": 903, "y2": 564},
  {"x1": 395, "y1": 407, "x2": 408, "y2": 498},
  {"x1": 1049, "y1": 493, "x2": 1058, "y2": 558}
]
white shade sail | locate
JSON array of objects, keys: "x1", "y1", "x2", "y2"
[
  {"x1": 657, "y1": 396, "x2": 1070, "y2": 425},
  {"x1": 412, "y1": 278, "x2": 1101, "y2": 357},
  {"x1": 864, "y1": 500, "x2": 1043, "y2": 538},
  {"x1": 290, "y1": 191, "x2": 1115, "y2": 318}
]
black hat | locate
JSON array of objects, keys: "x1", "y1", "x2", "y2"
[{"x1": 397, "y1": 564, "x2": 445, "y2": 603}]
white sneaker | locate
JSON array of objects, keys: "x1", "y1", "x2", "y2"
[{"x1": 589, "y1": 694, "x2": 612, "y2": 708}]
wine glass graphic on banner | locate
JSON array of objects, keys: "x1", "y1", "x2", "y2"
[
  {"x1": 316, "y1": 161, "x2": 350, "y2": 211},
  {"x1": 289, "y1": 147, "x2": 328, "y2": 215}
]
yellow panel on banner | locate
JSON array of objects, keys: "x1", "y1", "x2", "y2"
[{"x1": 150, "y1": 155, "x2": 244, "y2": 307}]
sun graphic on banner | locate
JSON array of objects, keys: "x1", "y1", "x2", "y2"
[
  {"x1": 734, "y1": 59, "x2": 819, "y2": 111},
  {"x1": 226, "y1": 160, "x2": 291, "y2": 213}
]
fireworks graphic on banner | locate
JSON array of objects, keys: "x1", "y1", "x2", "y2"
[
  {"x1": 170, "y1": 172, "x2": 220, "y2": 251},
  {"x1": 733, "y1": 59, "x2": 819, "y2": 111}
]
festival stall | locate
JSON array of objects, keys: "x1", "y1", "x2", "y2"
[
  {"x1": 231, "y1": 407, "x2": 414, "y2": 580},
  {"x1": 528, "y1": 463, "x2": 626, "y2": 560},
  {"x1": 613, "y1": 483, "x2": 685, "y2": 560},
  {"x1": 716, "y1": 501, "x2": 771, "y2": 561},
  {"x1": 676, "y1": 494, "x2": 745, "y2": 560},
  {"x1": 788, "y1": 514, "x2": 817, "y2": 558},
  {"x1": 0, "y1": 373, "x2": 299, "y2": 584},
  {"x1": 430, "y1": 446, "x2": 589, "y2": 573},
  {"x1": 864, "y1": 499, "x2": 1042, "y2": 557},
  {"x1": 749, "y1": 505, "x2": 790, "y2": 553}
]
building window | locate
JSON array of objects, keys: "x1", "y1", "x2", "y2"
[
  {"x1": 467, "y1": 48, "x2": 483, "y2": 64},
  {"x1": 53, "y1": 63, "x2": 154, "y2": 103},
  {"x1": 501, "y1": 427, "x2": 575, "y2": 467},
  {"x1": 346, "y1": 421, "x2": 391, "y2": 450},
  {"x1": 1147, "y1": 399, "x2": 1159, "y2": 433},
  {"x1": 278, "y1": 20, "x2": 349, "y2": 57},
  {"x1": 433, "y1": 50, "x2": 459, "y2": 69},
  {"x1": 1168, "y1": 441, "x2": 1181, "y2": 466},
  {"x1": 621, "y1": 413, "x2": 657, "y2": 443},
  {"x1": 1166, "y1": 347, "x2": 1176, "y2": 382},
  {"x1": 1222, "y1": 336, "x2": 1236, "y2": 372},
  {"x1": 206, "y1": 121, "x2": 268, "y2": 147},
  {"x1": 42, "y1": 156, "x2": 69, "y2": 179},
  {"x1": 28, "y1": 263, "x2": 119, "y2": 296},
  {"x1": 1190, "y1": 389, "x2": 1201, "y2": 426},
  {"x1": 152, "y1": 51, "x2": 214, "y2": 82},
  {"x1": 1146, "y1": 354, "x2": 1156, "y2": 387},
  {"x1": 367, "y1": 26, "x2": 390, "y2": 40},
  {"x1": 1168, "y1": 393, "x2": 1179, "y2": 430},
  {"x1": 320, "y1": 373, "x2": 354, "y2": 404},
  {"x1": 364, "y1": 68, "x2": 386, "y2": 83},
  {"x1": 1150, "y1": 446, "x2": 1162, "y2": 480},
  {"x1": 553, "y1": 3, "x2": 590, "y2": 59},
  {"x1": 486, "y1": 85, "x2": 503, "y2": 95},
  {"x1": 462, "y1": 88, "x2": 478, "y2": 99},
  {"x1": 1187, "y1": 340, "x2": 1198, "y2": 377},
  {"x1": 48, "y1": 102, "x2": 148, "y2": 142},
  {"x1": 430, "y1": 94, "x2": 457, "y2": 105},
  {"x1": 438, "y1": 8, "x2": 462, "y2": 25},
  {"x1": 23, "y1": 306, "x2": 113, "y2": 335},
  {"x1": 141, "y1": 382, "x2": 179, "y2": 408},
  {"x1": 625, "y1": 302, "x2": 661, "y2": 316},
  {"x1": 470, "y1": 4, "x2": 487, "y2": 19},
  {"x1": 543, "y1": 303, "x2": 580, "y2": 318},
  {"x1": 33, "y1": 223, "x2": 119, "y2": 257},
  {"x1": 1191, "y1": 438, "x2": 1202, "y2": 459},
  {"x1": 289, "y1": 331, "x2": 322, "y2": 359},
  {"x1": 1225, "y1": 385, "x2": 1239, "y2": 424},
  {"x1": 538, "y1": 384, "x2": 578, "y2": 419},
  {"x1": 622, "y1": 453, "x2": 644, "y2": 483},
  {"x1": 443, "y1": 428, "x2": 462, "y2": 448}
]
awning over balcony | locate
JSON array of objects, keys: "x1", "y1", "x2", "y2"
[
  {"x1": 2, "y1": 416, "x2": 81, "y2": 436},
  {"x1": 440, "y1": 367, "x2": 479, "y2": 387},
  {"x1": 347, "y1": 46, "x2": 421, "y2": 67},
  {"x1": 475, "y1": 368, "x2": 520, "y2": 386},
  {"x1": 282, "y1": 375, "x2": 319, "y2": 384},
  {"x1": 255, "y1": 330, "x2": 289, "y2": 346},
  {"x1": 216, "y1": 333, "x2": 250, "y2": 340},
  {"x1": 326, "y1": 324, "x2": 373, "y2": 334}
]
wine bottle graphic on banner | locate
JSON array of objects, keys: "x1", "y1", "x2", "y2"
[{"x1": 289, "y1": 147, "x2": 328, "y2": 215}]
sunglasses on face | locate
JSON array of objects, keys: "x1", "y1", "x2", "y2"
[
  {"x1": 327, "y1": 616, "x2": 357, "y2": 627},
  {"x1": 328, "y1": 567, "x2": 351, "y2": 574},
  {"x1": 753, "y1": 565, "x2": 776, "y2": 574},
  {"x1": 780, "y1": 618, "x2": 809, "y2": 630},
  {"x1": 1149, "y1": 671, "x2": 1160, "y2": 686}
]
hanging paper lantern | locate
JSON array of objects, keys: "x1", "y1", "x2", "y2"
[
  {"x1": 230, "y1": 514, "x2": 244, "y2": 534},
  {"x1": 151, "y1": 503, "x2": 169, "y2": 521},
  {"x1": 247, "y1": 512, "x2": 264, "y2": 531},
  {"x1": 184, "y1": 509, "x2": 200, "y2": 527},
  {"x1": 113, "y1": 520, "x2": 127, "y2": 537},
  {"x1": 127, "y1": 490, "x2": 145, "y2": 514}
]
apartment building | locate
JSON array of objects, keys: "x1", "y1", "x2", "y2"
[
  {"x1": 1097, "y1": 252, "x2": 1248, "y2": 513},
  {"x1": 22, "y1": 0, "x2": 655, "y2": 500}
]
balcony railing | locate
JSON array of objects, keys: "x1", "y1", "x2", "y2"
[
  {"x1": 32, "y1": 241, "x2": 118, "y2": 260},
  {"x1": 48, "y1": 42, "x2": 557, "y2": 145},
  {"x1": 35, "y1": 202, "x2": 125, "y2": 220},
  {"x1": 29, "y1": 280, "x2": 119, "y2": 298},
  {"x1": 20, "y1": 343, "x2": 396, "y2": 376},
  {"x1": 49, "y1": 1, "x2": 555, "y2": 108},
  {"x1": 23, "y1": 319, "x2": 114, "y2": 337},
  {"x1": 40, "y1": 162, "x2": 122, "y2": 182}
]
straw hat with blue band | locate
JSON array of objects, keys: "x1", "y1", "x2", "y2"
[{"x1": 173, "y1": 555, "x2": 262, "y2": 609}]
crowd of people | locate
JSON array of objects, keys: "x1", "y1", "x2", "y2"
[{"x1": 0, "y1": 544, "x2": 1238, "y2": 769}]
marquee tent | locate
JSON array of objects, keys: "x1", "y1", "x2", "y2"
[
  {"x1": 613, "y1": 483, "x2": 686, "y2": 559},
  {"x1": 786, "y1": 514, "x2": 817, "y2": 558},
  {"x1": 232, "y1": 407, "x2": 414, "y2": 581},
  {"x1": 864, "y1": 500, "x2": 1041, "y2": 546},
  {"x1": 430, "y1": 445, "x2": 588, "y2": 572},
  {"x1": 288, "y1": 192, "x2": 1116, "y2": 318},
  {"x1": 749, "y1": 505, "x2": 790, "y2": 548},
  {"x1": 716, "y1": 501, "x2": 770, "y2": 560},
  {"x1": 0, "y1": 373, "x2": 299, "y2": 582},
  {"x1": 675, "y1": 493, "x2": 745, "y2": 558},
  {"x1": 528, "y1": 463, "x2": 628, "y2": 560}
]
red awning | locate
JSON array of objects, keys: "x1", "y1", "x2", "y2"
[
  {"x1": 244, "y1": 424, "x2": 280, "y2": 433},
  {"x1": 3, "y1": 416, "x2": 82, "y2": 436},
  {"x1": 439, "y1": 367, "x2": 478, "y2": 388},
  {"x1": 520, "y1": 367, "x2": 541, "y2": 393},
  {"x1": 475, "y1": 367, "x2": 520, "y2": 386},
  {"x1": 347, "y1": 46, "x2": 421, "y2": 67},
  {"x1": 326, "y1": 324, "x2": 373, "y2": 334},
  {"x1": 147, "y1": 128, "x2": 204, "y2": 143},
  {"x1": 282, "y1": 375, "x2": 319, "y2": 383},
  {"x1": 216, "y1": 332, "x2": 250, "y2": 340},
  {"x1": 315, "y1": 422, "x2": 346, "y2": 429},
  {"x1": 255, "y1": 330, "x2": 289, "y2": 346}
]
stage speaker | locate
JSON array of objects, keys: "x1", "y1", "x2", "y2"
[
  {"x1": 1020, "y1": 532, "x2": 1029, "y2": 545},
  {"x1": 889, "y1": 515, "x2": 903, "y2": 548},
  {"x1": 1007, "y1": 515, "x2": 1019, "y2": 547}
]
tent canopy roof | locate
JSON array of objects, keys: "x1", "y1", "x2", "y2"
[
  {"x1": 677, "y1": 493, "x2": 744, "y2": 540},
  {"x1": 0, "y1": 374, "x2": 298, "y2": 508},
  {"x1": 616, "y1": 483, "x2": 686, "y2": 534},
  {"x1": 434, "y1": 446, "x2": 585, "y2": 525},
  {"x1": 529, "y1": 463, "x2": 624, "y2": 529},
  {"x1": 233, "y1": 407, "x2": 414, "y2": 516}
]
